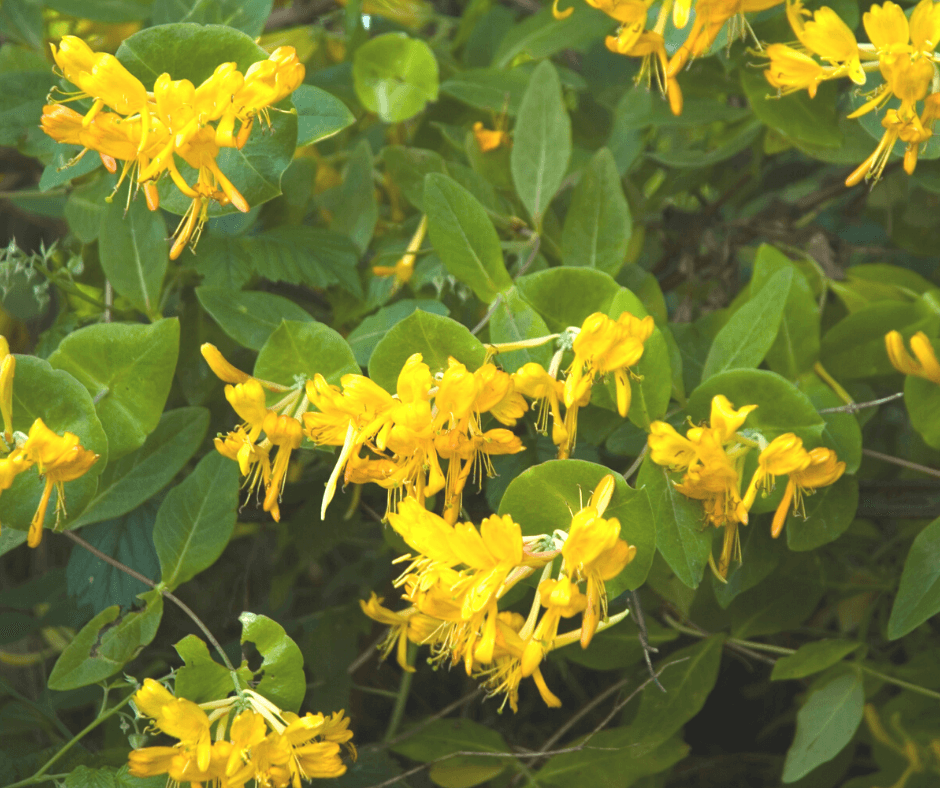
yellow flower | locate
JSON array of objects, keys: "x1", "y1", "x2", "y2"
[
  {"x1": 786, "y1": 0, "x2": 864, "y2": 84},
  {"x1": 359, "y1": 594, "x2": 445, "y2": 671},
  {"x1": 764, "y1": 44, "x2": 833, "y2": 98},
  {"x1": 520, "y1": 576, "x2": 588, "y2": 678},
  {"x1": 770, "y1": 447, "x2": 845, "y2": 537},
  {"x1": 200, "y1": 343, "x2": 253, "y2": 384},
  {"x1": 133, "y1": 678, "x2": 213, "y2": 772},
  {"x1": 373, "y1": 215, "x2": 428, "y2": 291},
  {"x1": 20, "y1": 418, "x2": 98, "y2": 548},
  {"x1": 562, "y1": 489, "x2": 636, "y2": 647},
  {"x1": 225, "y1": 379, "x2": 271, "y2": 443},
  {"x1": 261, "y1": 413, "x2": 303, "y2": 522},
  {"x1": 512, "y1": 362, "x2": 568, "y2": 448},
  {"x1": 911, "y1": 0, "x2": 940, "y2": 53},
  {"x1": 886, "y1": 330, "x2": 940, "y2": 384},
  {"x1": 473, "y1": 121, "x2": 512, "y2": 152},
  {"x1": 0, "y1": 340, "x2": 14, "y2": 443}
]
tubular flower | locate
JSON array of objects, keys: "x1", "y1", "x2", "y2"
[
  {"x1": 520, "y1": 577, "x2": 588, "y2": 677},
  {"x1": 770, "y1": 448, "x2": 846, "y2": 537},
  {"x1": 0, "y1": 339, "x2": 14, "y2": 444},
  {"x1": 765, "y1": 0, "x2": 940, "y2": 185},
  {"x1": 129, "y1": 681, "x2": 354, "y2": 786},
  {"x1": 886, "y1": 330, "x2": 940, "y2": 385},
  {"x1": 563, "y1": 0, "x2": 781, "y2": 115},
  {"x1": 373, "y1": 215, "x2": 428, "y2": 292},
  {"x1": 41, "y1": 38, "x2": 305, "y2": 256},
  {"x1": 648, "y1": 396, "x2": 757, "y2": 579},
  {"x1": 20, "y1": 419, "x2": 98, "y2": 548},
  {"x1": 512, "y1": 362, "x2": 568, "y2": 448}
]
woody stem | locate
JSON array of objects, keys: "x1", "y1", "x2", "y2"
[{"x1": 60, "y1": 530, "x2": 236, "y2": 672}]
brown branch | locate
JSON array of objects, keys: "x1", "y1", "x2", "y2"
[{"x1": 862, "y1": 448, "x2": 940, "y2": 481}]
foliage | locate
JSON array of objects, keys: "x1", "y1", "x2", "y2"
[{"x1": 3, "y1": 2, "x2": 940, "y2": 788}]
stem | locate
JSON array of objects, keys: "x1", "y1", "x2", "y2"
[
  {"x1": 384, "y1": 647, "x2": 415, "y2": 741},
  {"x1": 818, "y1": 392, "x2": 903, "y2": 414},
  {"x1": 813, "y1": 362, "x2": 854, "y2": 406},
  {"x1": 5, "y1": 693, "x2": 133, "y2": 788},
  {"x1": 622, "y1": 445, "x2": 648, "y2": 482},
  {"x1": 61, "y1": 530, "x2": 236, "y2": 672},
  {"x1": 858, "y1": 665, "x2": 940, "y2": 700},
  {"x1": 862, "y1": 448, "x2": 940, "y2": 480}
]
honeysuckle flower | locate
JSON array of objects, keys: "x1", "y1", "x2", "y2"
[
  {"x1": 886, "y1": 331, "x2": 940, "y2": 385},
  {"x1": 521, "y1": 576, "x2": 588, "y2": 678},
  {"x1": 764, "y1": 44, "x2": 834, "y2": 98},
  {"x1": 20, "y1": 418, "x2": 98, "y2": 548},
  {"x1": 129, "y1": 680, "x2": 353, "y2": 786},
  {"x1": 359, "y1": 594, "x2": 445, "y2": 671},
  {"x1": 648, "y1": 396, "x2": 757, "y2": 578},
  {"x1": 261, "y1": 413, "x2": 303, "y2": 522},
  {"x1": 512, "y1": 362, "x2": 567, "y2": 448},
  {"x1": 0, "y1": 339, "x2": 13, "y2": 444},
  {"x1": 787, "y1": 0, "x2": 865, "y2": 83},
  {"x1": 562, "y1": 497, "x2": 636, "y2": 645},
  {"x1": 373, "y1": 215, "x2": 428, "y2": 291},
  {"x1": 473, "y1": 121, "x2": 511, "y2": 152},
  {"x1": 200, "y1": 343, "x2": 253, "y2": 384},
  {"x1": 770, "y1": 447, "x2": 845, "y2": 537}
]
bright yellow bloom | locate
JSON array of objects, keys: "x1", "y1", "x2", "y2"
[
  {"x1": 373, "y1": 215, "x2": 428, "y2": 291},
  {"x1": 512, "y1": 362, "x2": 567, "y2": 448},
  {"x1": 473, "y1": 121, "x2": 511, "y2": 152},
  {"x1": 225, "y1": 379, "x2": 271, "y2": 443},
  {"x1": 20, "y1": 418, "x2": 98, "y2": 548},
  {"x1": 261, "y1": 413, "x2": 303, "y2": 522},
  {"x1": 886, "y1": 330, "x2": 940, "y2": 384},
  {"x1": 521, "y1": 576, "x2": 588, "y2": 677},
  {"x1": 0, "y1": 341, "x2": 13, "y2": 444},
  {"x1": 359, "y1": 594, "x2": 445, "y2": 671},
  {"x1": 133, "y1": 678, "x2": 213, "y2": 771},
  {"x1": 786, "y1": 0, "x2": 864, "y2": 84},
  {"x1": 200, "y1": 343, "x2": 253, "y2": 384},
  {"x1": 770, "y1": 447, "x2": 845, "y2": 537},
  {"x1": 764, "y1": 44, "x2": 834, "y2": 98}
]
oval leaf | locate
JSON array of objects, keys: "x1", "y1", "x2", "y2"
[
  {"x1": 254, "y1": 320, "x2": 360, "y2": 388},
  {"x1": 239, "y1": 612, "x2": 306, "y2": 713},
  {"x1": 352, "y1": 33, "x2": 439, "y2": 123}
]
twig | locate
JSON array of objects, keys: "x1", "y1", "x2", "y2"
[
  {"x1": 347, "y1": 633, "x2": 387, "y2": 675},
  {"x1": 628, "y1": 590, "x2": 664, "y2": 691},
  {"x1": 818, "y1": 392, "x2": 903, "y2": 413},
  {"x1": 470, "y1": 235, "x2": 541, "y2": 336},
  {"x1": 60, "y1": 530, "x2": 235, "y2": 672},
  {"x1": 862, "y1": 448, "x2": 940, "y2": 480},
  {"x1": 622, "y1": 445, "x2": 648, "y2": 483}
]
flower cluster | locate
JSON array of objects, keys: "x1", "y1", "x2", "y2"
[
  {"x1": 41, "y1": 36, "x2": 304, "y2": 258},
  {"x1": 648, "y1": 395, "x2": 845, "y2": 578},
  {"x1": 361, "y1": 475, "x2": 636, "y2": 712},
  {"x1": 129, "y1": 679, "x2": 354, "y2": 787},
  {"x1": 0, "y1": 338, "x2": 98, "y2": 547},
  {"x1": 764, "y1": 0, "x2": 940, "y2": 185},
  {"x1": 555, "y1": 0, "x2": 782, "y2": 115},
  {"x1": 886, "y1": 330, "x2": 940, "y2": 385},
  {"x1": 509, "y1": 311, "x2": 655, "y2": 459}
]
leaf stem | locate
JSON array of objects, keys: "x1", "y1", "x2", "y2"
[
  {"x1": 818, "y1": 392, "x2": 904, "y2": 414},
  {"x1": 862, "y1": 448, "x2": 940, "y2": 480},
  {"x1": 384, "y1": 646, "x2": 415, "y2": 741},
  {"x1": 813, "y1": 362, "x2": 854, "y2": 406},
  {"x1": 60, "y1": 530, "x2": 236, "y2": 672}
]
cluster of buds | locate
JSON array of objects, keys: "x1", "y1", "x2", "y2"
[
  {"x1": 648, "y1": 395, "x2": 845, "y2": 578},
  {"x1": 506, "y1": 311, "x2": 655, "y2": 459},
  {"x1": 764, "y1": 0, "x2": 940, "y2": 185},
  {"x1": 40, "y1": 36, "x2": 304, "y2": 258},
  {"x1": 554, "y1": 0, "x2": 783, "y2": 115},
  {"x1": 129, "y1": 679, "x2": 354, "y2": 787},
  {"x1": 362, "y1": 475, "x2": 636, "y2": 712},
  {"x1": 0, "y1": 338, "x2": 98, "y2": 548}
]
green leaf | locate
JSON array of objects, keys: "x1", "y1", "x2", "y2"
[
  {"x1": 627, "y1": 327, "x2": 671, "y2": 430},
  {"x1": 195, "y1": 287, "x2": 314, "y2": 351},
  {"x1": 40, "y1": 144, "x2": 103, "y2": 191},
  {"x1": 537, "y1": 732, "x2": 688, "y2": 788},
  {"x1": 64, "y1": 173, "x2": 111, "y2": 244},
  {"x1": 648, "y1": 119, "x2": 762, "y2": 168},
  {"x1": 347, "y1": 300, "x2": 450, "y2": 367},
  {"x1": 391, "y1": 717, "x2": 509, "y2": 766},
  {"x1": 424, "y1": 173, "x2": 512, "y2": 303},
  {"x1": 782, "y1": 670, "x2": 865, "y2": 783},
  {"x1": 45, "y1": 0, "x2": 153, "y2": 22},
  {"x1": 383, "y1": 146, "x2": 447, "y2": 210},
  {"x1": 0, "y1": 70, "x2": 51, "y2": 147},
  {"x1": 48, "y1": 590, "x2": 163, "y2": 690},
  {"x1": 712, "y1": 522, "x2": 781, "y2": 609},
  {"x1": 352, "y1": 33, "x2": 439, "y2": 123},
  {"x1": 153, "y1": 452, "x2": 239, "y2": 592},
  {"x1": 0, "y1": 356, "x2": 108, "y2": 532},
  {"x1": 820, "y1": 301, "x2": 939, "y2": 380},
  {"x1": 629, "y1": 636, "x2": 725, "y2": 752},
  {"x1": 688, "y1": 369, "x2": 826, "y2": 443},
  {"x1": 772, "y1": 641, "x2": 863, "y2": 681},
  {"x1": 65, "y1": 500, "x2": 160, "y2": 614},
  {"x1": 71, "y1": 408, "x2": 209, "y2": 528},
  {"x1": 487, "y1": 287, "x2": 553, "y2": 373},
  {"x1": 97, "y1": 187, "x2": 168, "y2": 317},
  {"x1": 636, "y1": 456, "x2": 712, "y2": 590},
  {"x1": 887, "y1": 517, "x2": 940, "y2": 640},
  {"x1": 740, "y1": 69, "x2": 841, "y2": 149},
  {"x1": 904, "y1": 375, "x2": 940, "y2": 450},
  {"x1": 701, "y1": 268, "x2": 793, "y2": 380},
  {"x1": 332, "y1": 139, "x2": 378, "y2": 253},
  {"x1": 369, "y1": 311, "x2": 487, "y2": 393},
  {"x1": 254, "y1": 320, "x2": 360, "y2": 389},
  {"x1": 0, "y1": 0, "x2": 43, "y2": 50},
  {"x1": 561, "y1": 148, "x2": 631, "y2": 276},
  {"x1": 239, "y1": 612, "x2": 306, "y2": 713},
  {"x1": 752, "y1": 245, "x2": 821, "y2": 379},
  {"x1": 116, "y1": 24, "x2": 297, "y2": 217},
  {"x1": 730, "y1": 555, "x2": 824, "y2": 638},
  {"x1": 785, "y1": 476, "x2": 859, "y2": 552},
  {"x1": 515, "y1": 268, "x2": 622, "y2": 332},
  {"x1": 511, "y1": 60, "x2": 571, "y2": 228},
  {"x1": 48, "y1": 320, "x2": 180, "y2": 459},
  {"x1": 174, "y1": 635, "x2": 251, "y2": 703},
  {"x1": 560, "y1": 615, "x2": 679, "y2": 671},
  {"x1": 440, "y1": 68, "x2": 529, "y2": 115},
  {"x1": 151, "y1": 0, "x2": 273, "y2": 37},
  {"x1": 493, "y1": 5, "x2": 615, "y2": 69},
  {"x1": 292, "y1": 84, "x2": 355, "y2": 146},
  {"x1": 498, "y1": 459, "x2": 656, "y2": 592}
]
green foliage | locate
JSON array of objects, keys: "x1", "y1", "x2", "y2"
[
  {"x1": 352, "y1": 33, "x2": 439, "y2": 123},
  {"x1": 239, "y1": 612, "x2": 306, "y2": 713}
]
